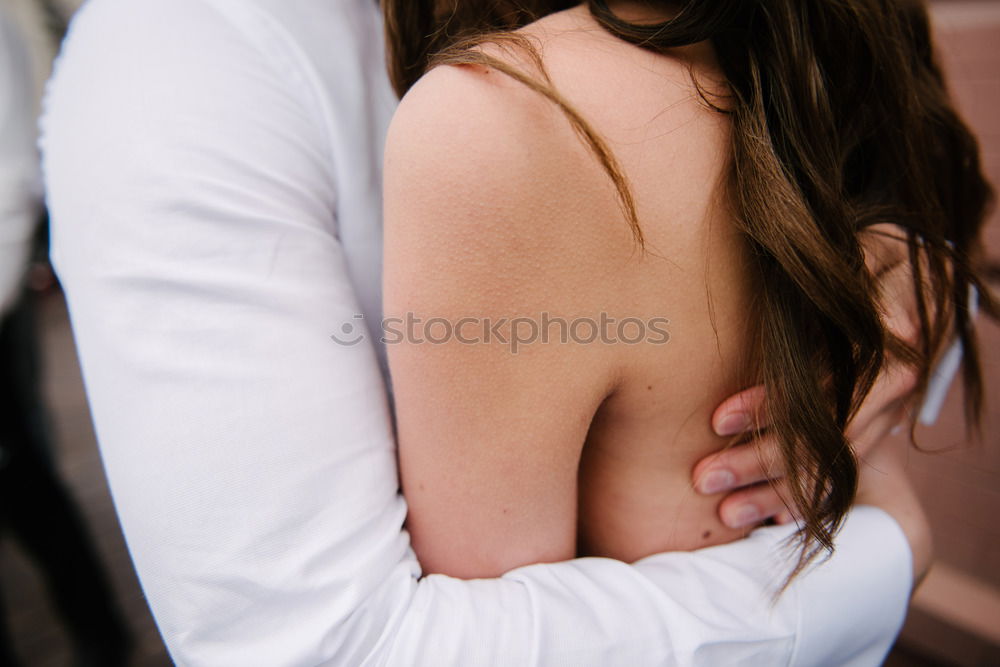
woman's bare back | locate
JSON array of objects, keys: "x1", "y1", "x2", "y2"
[
  {"x1": 512, "y1": 5, "x2": 761, "y2": 558},
  {"x1": 385, "y1": 2, "x2": 763, "y2": 575}
]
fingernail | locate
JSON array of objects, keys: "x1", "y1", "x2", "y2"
[
  {"x1": 717, "y1": 412, "x2": 750, "y2": 436},
  {"x1": 728, "y1": 504, "x2": 762, "y2": 529},
  {"x1": 697, "y1": 469, "x2": 736, "y2": 494}
]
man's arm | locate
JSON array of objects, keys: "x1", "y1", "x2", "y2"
[
  {"x1": 43, "y1": 1, "x2": 912, "y2": 664},
  {"x1": 0, "y1": 9, "x2": 40, "y2": 318}
]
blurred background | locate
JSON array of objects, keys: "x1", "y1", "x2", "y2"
[{"x1": 0, "y1": 0, "x2": 997, "y2": 665}]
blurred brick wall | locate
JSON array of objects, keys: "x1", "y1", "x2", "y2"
[{"x1": 899, "y1": 2, "x2": 1000, "y2": 664}]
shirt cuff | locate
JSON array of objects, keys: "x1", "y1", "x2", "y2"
[{"x1": 790, "y1": 504, "x2": 913, "y2": 666}]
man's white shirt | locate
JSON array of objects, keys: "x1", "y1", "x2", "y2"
[{"x1": 42, "y1": 0, "x2": 912, "y2": 664}]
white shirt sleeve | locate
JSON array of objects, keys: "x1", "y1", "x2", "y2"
[
  {"x1": 41, "y1": 0, "x2": 912, "y2": 665},
  {"x1": 0, "y1": 8, "x2": 40, "y2": 319}
]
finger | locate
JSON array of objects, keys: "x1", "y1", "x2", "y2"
[
  {"x1": 858, "y1": 224, "x2": 921, "y2": 379},
  {"x1": 855, "y1": 403, "x2": 909, "y2": 455},
  {"x1": 845, "y1": 359, "x2": 916, "y2": 447},
  {"x1": 774, "y1": 510, "x2": 797, "y2": 525},
  {"x1": 717, "y1": 479, "x2": 795, "y2": 530},
  {"x1": 861, "y1": 224, "x2": 909, "y2": 274},
  {"x1": 853, "y1": 404, "x2": 910, "y2": 467},
  {"x1": 876, "y1": 256, "x2": 921, "y2": 350},
  {"x1": 693, "y1": 434, "x2": 784, "y2": 495},
  {"x1": 734, "y1": 407, "x2": 906, "y2": 528},
  {"x1": 701, "y1": 370, "x2": 914, "y2": 495},
  {"x1": 711, "y1": 384, "x2": 768, "y2": 436},
  {"x1": 844, "y1": 244, "x2": 921, "y2": 448}
]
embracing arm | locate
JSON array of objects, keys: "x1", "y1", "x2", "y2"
[{"x1": 44, "y1": 1, "x2": 911, "y2": 664}]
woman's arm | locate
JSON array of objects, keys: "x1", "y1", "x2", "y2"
[{"x1": 384, "y1": 62, "x2": 624, "y2": 578}]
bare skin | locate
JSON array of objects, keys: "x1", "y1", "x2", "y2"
[
  {"x1": 698, "y1": 223, "x2": 926, "y2": 527},
  {"x1": 385, "y1": 2, "x2": 929, "y2": 580}
]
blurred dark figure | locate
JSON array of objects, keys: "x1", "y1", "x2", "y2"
[
  {"x1": 0, "y1": 4, "x2": 130, "y2": 665},
  {"x1": 0, "y1": 226, "x2": 133, "y2": 667}
]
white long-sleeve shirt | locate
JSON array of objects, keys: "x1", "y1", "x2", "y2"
[
  {"x1": 41, "y1": 0, "x2": 912, "y2": 664},
  {"x1": 0, "y1": 5, "x2": 40, "y2": 318}
]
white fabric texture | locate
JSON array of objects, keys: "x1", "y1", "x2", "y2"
[
  {"x1": 0, "y1": 5, "x2": 40, "y2": 318},
  {"x1": 41, "y1": 0, "x2": 912, "y2": 664}
]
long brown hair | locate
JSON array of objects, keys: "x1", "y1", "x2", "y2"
[{"x1": 383, "y1": 0, "x2": 996, "y2": 578}]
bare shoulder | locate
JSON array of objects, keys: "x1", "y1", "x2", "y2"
[
  {"x1": 383, "y1": 4, "x2": 636, "y2": 194},
  {"x1": 384, "y1": 45, "x2": 588, "y2": 206},
  {"x1": 384, "y1": 1, "x2": 723, "y2": 202},
  {"x1": 382, "y1": 34, "x2": 629, "y2": 270},
  {"x1": 383, "y1": 2, "x2": 731, "y2": 281}
]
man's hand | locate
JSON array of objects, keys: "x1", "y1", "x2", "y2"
[
  {"x1": 693, "y1": 225, "x2": 923, "y2": 528},
  {"x1": 693, "y1": 371, "x2": 916, "y2": 528}
]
